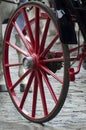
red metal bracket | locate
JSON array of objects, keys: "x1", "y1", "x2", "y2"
[{"x1": 69, "y1": 68, "x2": 75, "y2": 81}]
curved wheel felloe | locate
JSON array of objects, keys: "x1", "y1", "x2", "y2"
[{"x1": 3, "y1": 1, "x2": 70, "y2": 123}]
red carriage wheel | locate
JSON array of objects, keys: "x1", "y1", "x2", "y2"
[{"x1": 3, "y1": 1, "x2": 70, "y2": 123}]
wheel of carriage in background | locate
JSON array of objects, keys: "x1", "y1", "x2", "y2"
[{"x1": 3, "y1": 1, "x2": 70, "y2": 123}]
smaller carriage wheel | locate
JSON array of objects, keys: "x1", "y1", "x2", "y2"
[{"x1": 3, "y1": 1, "x2": 70, "y2": 123}]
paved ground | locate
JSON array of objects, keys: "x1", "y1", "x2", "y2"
[
  {"x1": 1, "y1": 18, "x2": 86, "y2": 130},
  {"x1": 0, "y1": 66, "x2": 86, "y2": 130}
]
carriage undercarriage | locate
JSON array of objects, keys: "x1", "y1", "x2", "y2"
[{"x1": 0, "y1": 0, "x2": 86, "y2": 123}]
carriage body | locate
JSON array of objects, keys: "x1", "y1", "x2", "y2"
[{"x1": 52, "y1": 0, "x2": 86, "y2": 44}]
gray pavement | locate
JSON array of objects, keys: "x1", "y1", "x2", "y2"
[
  {"x1": 0, "y1": 67, "x2": 86, "y2": 130},
  {"x1": 1, "y1": 25, "x2": 86, "y2": 130}
]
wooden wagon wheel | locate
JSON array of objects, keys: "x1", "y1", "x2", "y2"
[{"x1": 3, "y1": 1, "x2": 70, "y2": 123}]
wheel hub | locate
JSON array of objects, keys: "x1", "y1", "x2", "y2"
[{"x1": 23, "y1": 57, "x2": 34, "y2": 69}]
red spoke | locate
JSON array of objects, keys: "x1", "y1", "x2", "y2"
[
  {"x1": 32, "y1": 74, "x2": 38, "y2": 117},
  {"x1": 40, "y1": 65, "x2": 63, "y2": 84},
  {"x1": 12, "y1": 22, "x2": 33, "y2": 54},
  {"x1": 19, "y1": 71, "x2": 35, "y2": 109},
  {"x1": 40, "y1": 57, "x2": 64, "y2": 63},
  {"x1": 5, "y1": 63, "x2": 22, "y2": 67},
  {"x1": 5, "y1": 41, "x2": 28, "y2": 57},
  {"x1": 41, "y1": 71, "x2": 58, "y2": 104},
  {"x1": 40, "y1": 34, "x2": 59, "y2": 57},
  {"x1": 11, "y1": 69, "x2": 32, "y2": 90},
  {"x1": 37, "y1": 70, "x2": 48, "y2": 116},
  {"x1": 35, "y1": 7, "x2": 40, "y2": 53},
  {"x1": 22, "y1": 8, "x2": 35, "y2": 49},
  {"x1": 39, "y1": 18, "x2": 50, "y2": 53}
]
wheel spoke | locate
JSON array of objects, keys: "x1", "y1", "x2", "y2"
[
  {"x1": 22, "y1": 8, "x2": 35, "y2": 49},
  {"x1": 11, "y1": 69, "x2": 32, "y2": 91},
  {"x1": 32, "y1": 74, "x2": 38, "y2": 117},
  {"x1": 40, "y1": 70, "x2": 58, "y2": 104},
  {"x1": 5, "y1": 63, "x2": 22, "y2": 67},
  {"x1": 39, "y1": 18, "x2": 50, "y2": 53},
  {"x1": 35, "y1": 7, "x2": 40, "y2": 53},
  {"x1": 20, "y1": 71, "x2": 34, "y2": 109},
  {"x1": 5, "y1": 41, "x2": 28, "y2": 57},
  {"x1": 40, "y1": 34, "x2": 59, "y2": 57},
  {"x1": 12, "y1": 22, "x2": 33, "y2": 54},
  {"x1": 40, "y1": 57, "x2": 64, "y2": 63},
  {"x1": 40, "y1": 65, "x2": 63, "y2": 84},
  {"x1": 37, "y1": 70, "x2": 48, "y2": 116}
]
